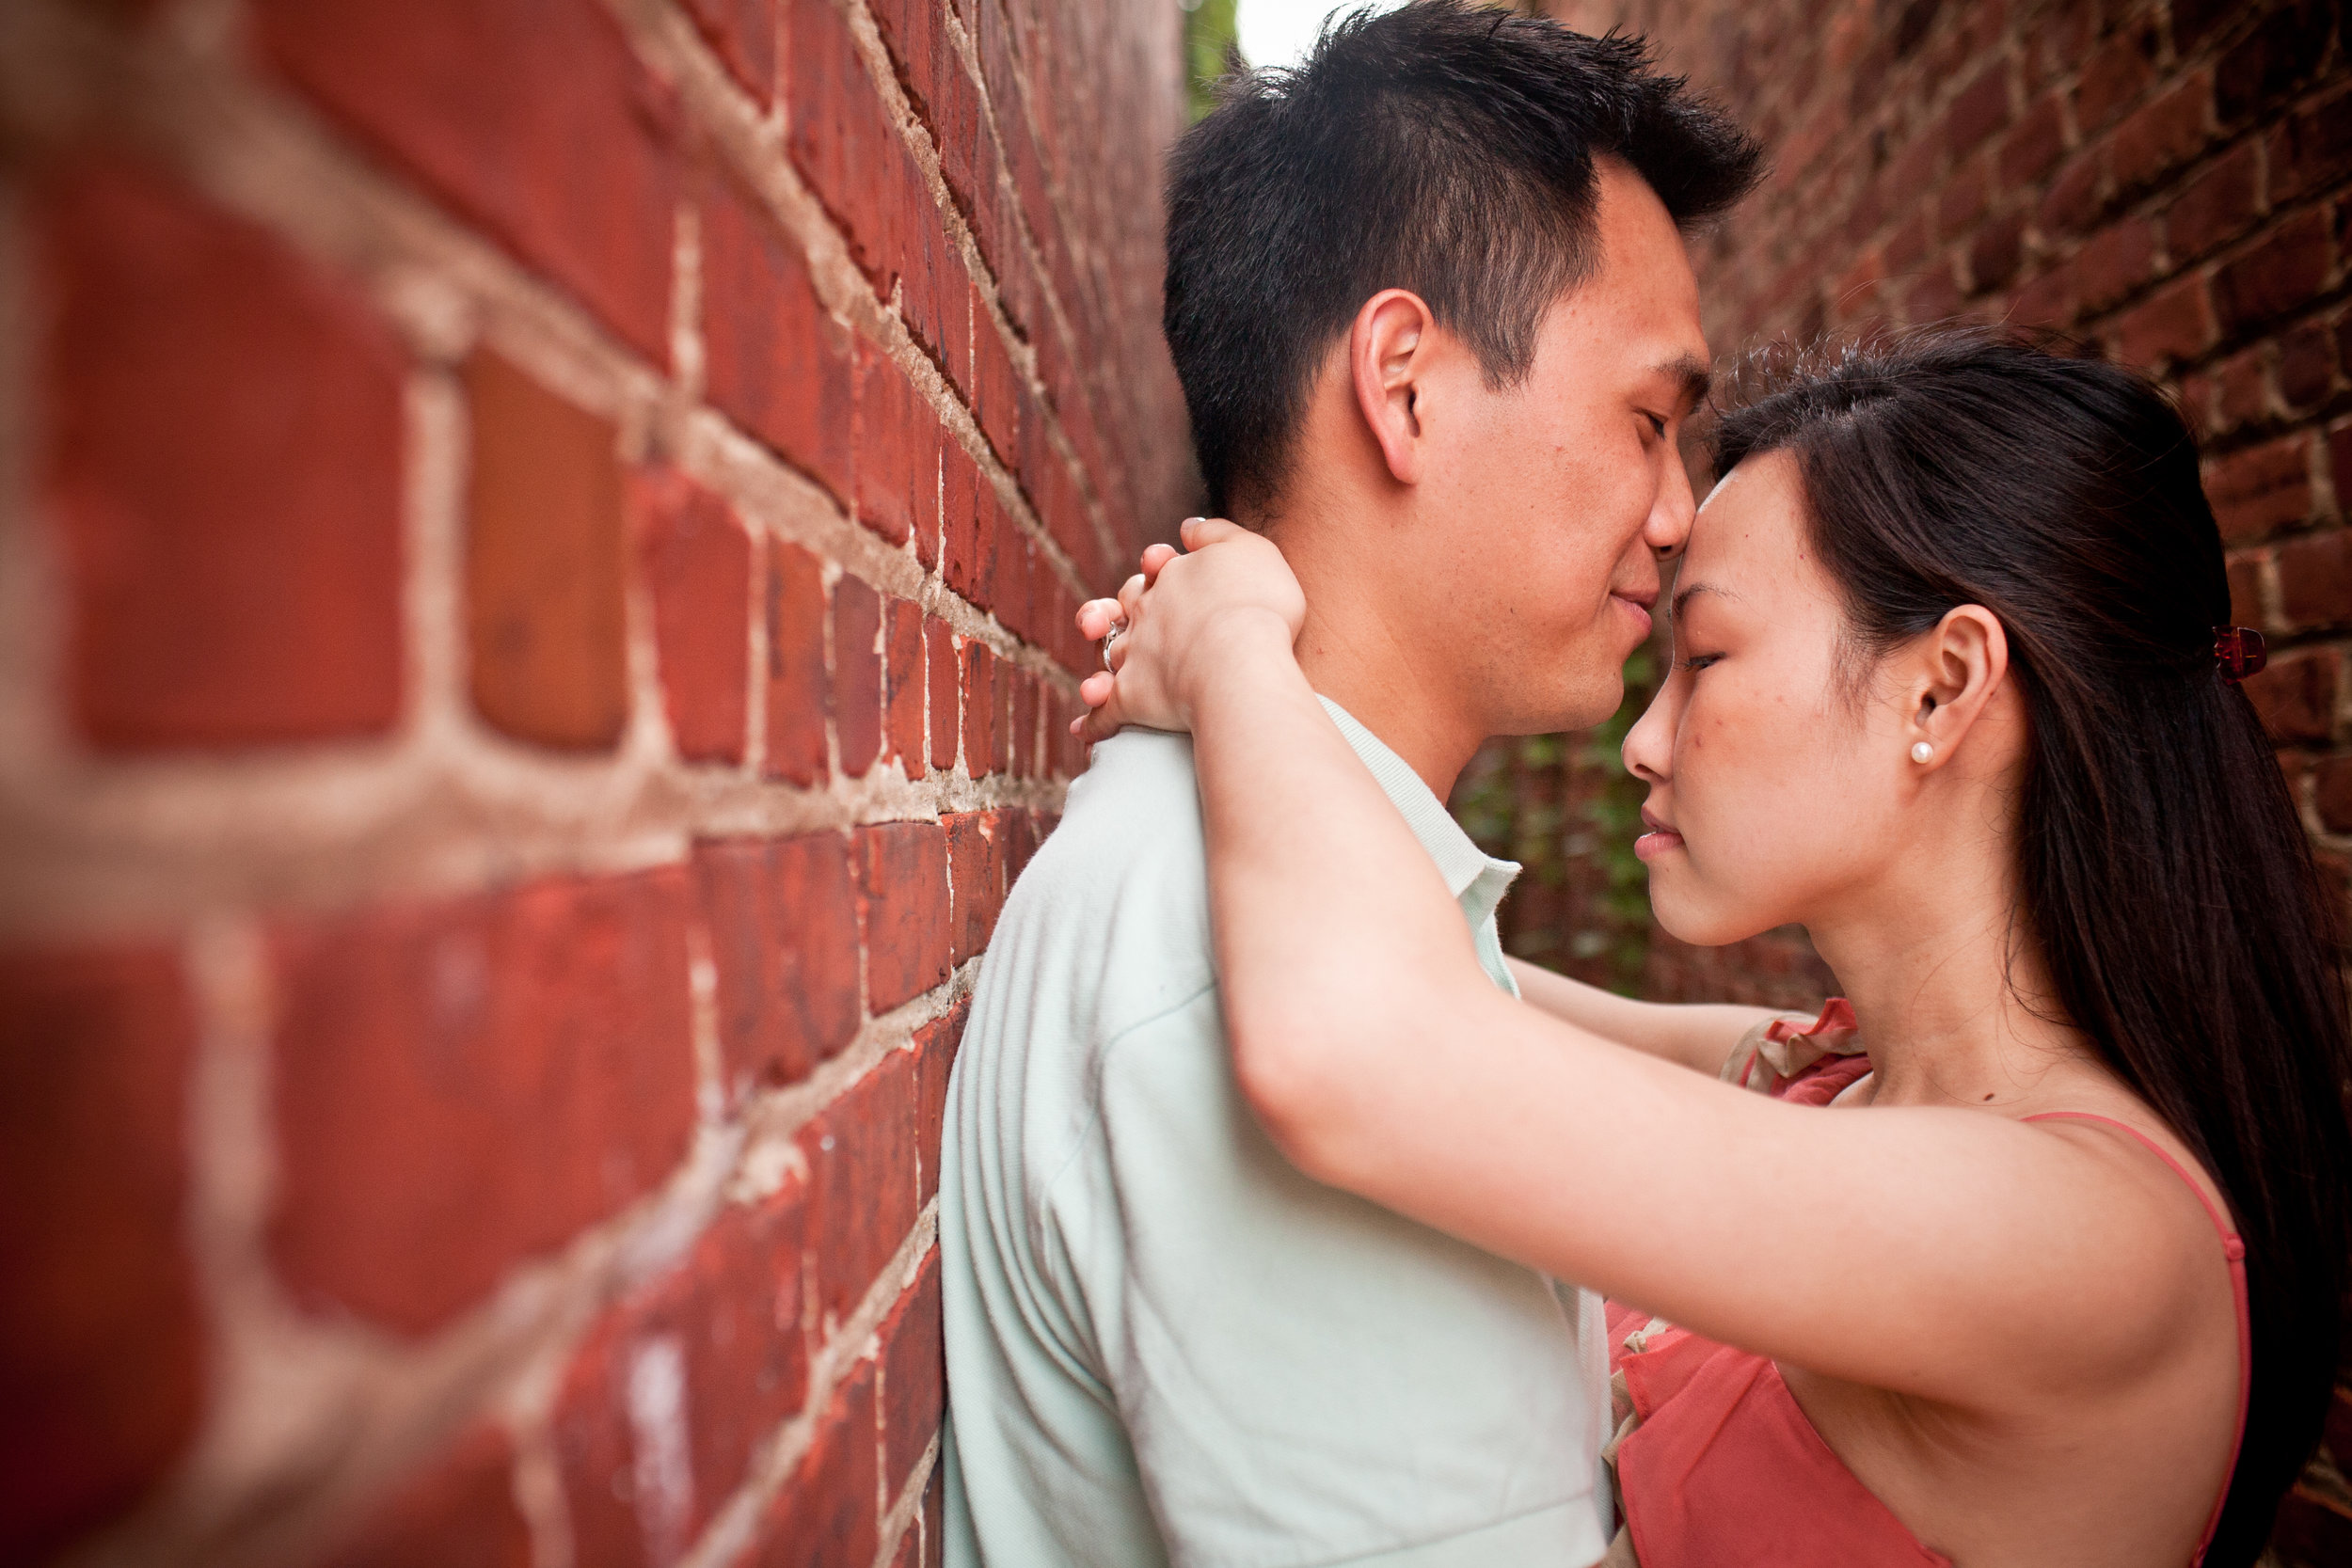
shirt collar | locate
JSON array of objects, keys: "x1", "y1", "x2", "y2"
[{"x1": 1318, "y1": 697, "x2": 1521, "y2": 927}]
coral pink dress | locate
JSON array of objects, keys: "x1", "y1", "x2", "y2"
[{"x1": 1600, "y1": 1001, "x2": 2251, "y2": 1568}]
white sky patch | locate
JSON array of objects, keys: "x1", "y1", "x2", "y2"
[{"x1": 1232, "y1": 0, "x2": 1406, "y2": 71}]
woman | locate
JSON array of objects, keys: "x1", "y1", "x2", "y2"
[{"x1": 1072, "y1": 329, "x2": 2350, "y2": 1567}]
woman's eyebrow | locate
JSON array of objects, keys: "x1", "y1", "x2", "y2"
[{"x1": 1670, "y1": 580, "x2": 1740, "y2": 626}]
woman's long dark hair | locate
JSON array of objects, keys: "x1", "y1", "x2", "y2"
[{"x1": 1712, "y1": 326, "x2": 2351, "y2": 1564}]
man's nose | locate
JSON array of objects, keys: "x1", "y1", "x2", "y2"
[{"x1": 1647, "y1": 453, "x2": 1698, "y2": 560}]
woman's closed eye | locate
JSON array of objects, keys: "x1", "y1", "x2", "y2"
[{"x1": 1676, "y1": 652, "x2": 1724, "y2": 674}]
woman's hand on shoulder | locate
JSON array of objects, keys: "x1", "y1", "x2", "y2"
[{"x1": 1073, "y1": 517, "x2": 1305, "y2": 743}]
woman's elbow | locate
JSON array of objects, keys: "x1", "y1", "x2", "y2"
[{"x1": 1225, "y1": 989, "x2": 1409, "y2": 1192}]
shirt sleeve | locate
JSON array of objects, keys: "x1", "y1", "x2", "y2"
[{"x1": 1040, "y1": 988, "x2": 1610, "y2": 1568}]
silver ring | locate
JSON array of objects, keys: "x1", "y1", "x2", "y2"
[{"x1": 1102, "y1": 622, "x2": 1123, "y2": 672}]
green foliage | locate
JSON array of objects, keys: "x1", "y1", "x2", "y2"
[{"x1": 1182, "y1": 0, "x2": 1242, "y2": 121}]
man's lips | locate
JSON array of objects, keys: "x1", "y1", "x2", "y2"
[{"x1": 1611, "y1": 591, "x2": 1655, "y2": 640}]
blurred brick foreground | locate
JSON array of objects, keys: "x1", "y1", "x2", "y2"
[
  {"x1": 0, "y1": 0, "x2": 1187, "y2": 1561},
  {"x1": 1507, "y1": 0, "x2": 2352, "y2": 1559}
]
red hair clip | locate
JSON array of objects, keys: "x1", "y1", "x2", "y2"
[{"x1": 2214, "y1": 626, "x2": 2267, "y2": 683}]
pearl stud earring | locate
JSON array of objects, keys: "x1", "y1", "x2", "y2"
[{"x1": 1911, "y1": 741, "x2": 1935, "y2": 764}]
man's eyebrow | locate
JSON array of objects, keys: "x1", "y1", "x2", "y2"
[{"x1": 1657, "y1": 355, "x2": 1712, "y2": 414}]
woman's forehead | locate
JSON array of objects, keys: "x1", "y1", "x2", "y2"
[{"x1": 1688, "y1": 451, "x2": 1804, "y2": 577}]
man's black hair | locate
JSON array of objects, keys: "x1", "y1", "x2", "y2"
[{"x1": 1163, "y1": 1, "x2": 1764, "y2": 515}]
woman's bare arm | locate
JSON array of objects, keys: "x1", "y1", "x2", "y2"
[
  {"x1": 1078, "y1": 526, "x2": 2209, "y2": 1413},
  {"x1": 1505, "y1": 958, "x2": 1785, "y2": 1075}
]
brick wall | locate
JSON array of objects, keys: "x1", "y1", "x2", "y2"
[
  {"x1": 0, "y1": 0, "x2": 1188, "y2": 1562},
  {"x1": 1494, "y1": 0, "x2": 2352, "y2": 1555}
]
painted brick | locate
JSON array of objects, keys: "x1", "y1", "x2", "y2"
[
  {"x1": 253, "y1": 0, "x2": 676, "y2": 365},
  {"x1": 2278, "y1": 530, "x2": 2352, "y2": 629},
  {"x1": 753, "y1": 1359, "x2": 878, "y2": 1568},
  {"x1": 633, "y1": 468, "x2": 753, "y2": 766},
  {"x1": 39, "y1": 159, "x2": 405, "y2": 751},
  {"x1": 884, "y1": 600, "x2": 929, "y2": 772},
  {"x1": 946, "y1": 811, "x2": 1004, "y2": 963},
  {"x1": 766, "y1": 541, "x2": 832, "y2": 787},
  {"x1": 854, "y1": 822, "x2": 951, "y2": 1013},
  {"x1": 796, "y1": 1053, "x2": 919, "y2": 1323},
  {"x1": 925, "y1": 617, "x2": 960, "y2": 772},
  {"x1": 323, "y1": 1425, "x2": 531, "y2": 1568},
  {"x1": 270, "y1": 868, "x2": 698, "y2": 1336},
  {"x1": 834, "y1": 575, "x2": 885, "y2": 779},
  {"x1": 960, "y1": 641, "x2": 997, "y2": 775},
  {"x1": 464, "y1": 351, "x2": 630, "y2": 752},
  {"x1": 0, "y1": 946, "x2": 202, "y2": 1565},
  {"x1": 2206, "y1": 434, "x2": 2315, "y2": 540},
  {"x1": 2214, "y1": 211, "x2": 2334, "y2": 336},
  {"x1": 556, "y1": 1180, "x2": 808, "y2": 1568},
  {"x1": 877, "y1": 1250, "x2": 943, "y2": 1490},
  {"x1": 696, "y1": 834, "x2": 862, "y2": 1097},
  {"x1": 701, "y1": 177, "x2": 855, "y2": 503}
]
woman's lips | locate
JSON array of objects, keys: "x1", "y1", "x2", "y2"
[{"x1": 1634, "y1": 826, "x2": 1684, "y2": 862}]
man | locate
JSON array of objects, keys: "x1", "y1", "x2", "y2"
[{"x1": 939, "y1": 6, "x2": 1761, "y2": 1563}]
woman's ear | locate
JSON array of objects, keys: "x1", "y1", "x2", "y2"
[
  {"x1": 1351, "y1": 289, "x2": 1437, "y2": 486},
  {"x1": 1904, "y1": 605, "x2": 2009, "y2": 769}
]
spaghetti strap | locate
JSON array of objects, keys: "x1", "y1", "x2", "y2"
[{"x1": 2025, "y1": 1111, "x2": 2250, "y2": 1566}]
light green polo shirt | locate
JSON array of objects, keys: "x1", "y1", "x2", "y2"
[{"x1": 939, "y1": 700, "x2": 1612, "y2": 1568}]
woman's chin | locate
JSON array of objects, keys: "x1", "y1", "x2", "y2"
[{"x1": 1648, "y1": 884, "x2": 1773, "y2": 949}]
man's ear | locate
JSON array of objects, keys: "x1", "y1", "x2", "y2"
[{"x1": 1350, "y1": 290, "x2": 1438, "y2": 487}]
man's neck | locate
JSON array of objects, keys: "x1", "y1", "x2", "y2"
[{"x1": 1252, "y1": 507, "x2": 1486, "y2": 800}]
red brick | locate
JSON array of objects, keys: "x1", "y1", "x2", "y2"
[
  {"x1": 2209, "y1": 345, "x2": 2270, "y2": 436},
  {"x1": 2008, "y1": 257, "x2": 2077, "y2": 327},
  {"x1": 788, "y1": 0, "x2": 905, "y2": 291},
  {"x1": 960, "y1": 641, "x2": 997, "y2": 775},
  {"x1": 854, "y1": 344, "x2": 920, "y2": 548},
  {"x1": 2215, "y1": 0, "x2": 2335, "y2": 126},
  {"x1": 0, "y1": 946, "x2": 202, "y2": 1564},
  {"x1": 696, "y1": 833, "x2": 862, "y2": 1097},
  {"x1": 465, "y1": 350, "x2": 629, "y2": 751},
  {"x1": 557, "y1": 1180, "x2": 807, "y2": 1568},
  {"x1": 797, "y1": 1053, "x2": 919, "y2": 1323},
  {"x1": 2279, "y1": 324, "x2": 2337, "y2": 411},
  {"x1": 2073, "y1": 20, "x2": 2156, "y2": 134},
  {"x1": 2164, "y1": 140, "x2": 2261, "y2": 264},
  {"x1": 1012, "y1": 672, "x2": 1040, "y2": 780},
  {"x1": 271, "y1": 867, "x2": 697, "y2": 1336},
  {"x1": 925, "y1": 618, "x2": 959, "y2": 772},
  {"x1": 2271, "y1": 1484, "x2": 2352, "y2": 1565},
  {"x1": 1995, "y1": 93, "x2": 2066, "y2": 191},
  {"x1": 2109, "y1": 71, "x2": 2212, "y2": 194},
  {"x1": 2112, "y1": 276, "x2": 2216, "y2": 367},
  {"x1": 254, "y1": 0, "x2": 676, "y2": 365},
  {"x1": 974, "y1": 316, "x2": 1022, "y2": 467},
  {"x1": 921, "y1": 1467, "x2": 943, "y2": 1568},
  {"x1": 2278, "y1": 530, "x2": 2352, "y2": 630},
  {"x1": 913, "y1": 999, "x2": 969, "y2": 1206},
  {"x1": 884, "y1": 600, "x2": 928, "y2": 771},
  {"x1": 324, "y1": 1425, "x2": 531, "y2": 1568},
  {"x1": 2246, "y1": 647, "x2": 2339, "y2": 744},
  {"x1": 1944, "y1": 64, "x2": 2011, "y2": 161},
  {"x1": 2073, "y1": 216, "x2": 2153, "y2": 315},
  {"x1": 2314, "y1": 756, "x2": 2352, "y2": 841},
  {"x1": 2207, "y1": 435, "x2": 2314, "y2": 541},
  {"x1": 685, "y1": 0, "x2": 777, "y2": 105},
  {"x1": 38, "y1": 159, "x2": 405, "y2": 751},
  {"x1": 946, "y1": 811, "x2": 1004, "y2": 963},
  {"x1": 941, "y1": 449, "x2": 994, "y2": 609},
  {"x1": 702, "y1": 178, "x2": 854, "y2": 503},
  {"x1": 754, "y1": 1359, "x2": 878, "y2": 1568},
  {"x1": 2226, "y1": 549, "x2": 2267, "y2": 628},
  {"x1": 2037, "y1": 148, "x2": 2107, "y2": 238},
  {"x1": 2214, "y1": 211, "x2": 2334, "y2": 336},
  {"x1": 633, "y1": 468, "x2": 752, "y2": 766},
  {"x1": 855, "y1": 822, "x2": 951, "y2": 1013},
  {"x1": 877, "y1": 1250, "x2": 943, "y2": 1490},
  {"x1": 1966, "y1": 208, "x2": 2028, "y2": 293},
  {"x1": 899, "y1": 204, "x2": 972, "y2": 404},
  {"x1": 2269, "y1": 85, "x2": 2352, "y2": 203},
  {"x1": 766, "y1": 541, "x2": 832, "y2": 786},
  {"x1": 835, "y1": 575, "x2": 884, "y2": 778}
]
